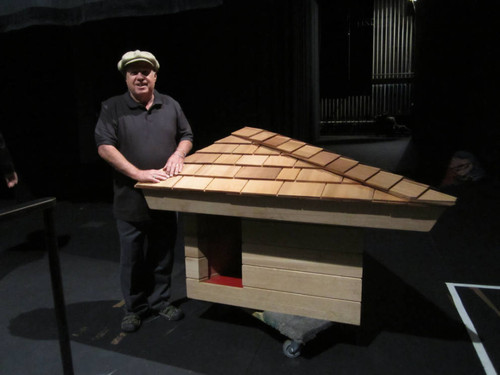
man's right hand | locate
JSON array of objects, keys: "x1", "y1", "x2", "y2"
[{"x1": 135, "y1": 169, "x2": 169, "y2": 183}]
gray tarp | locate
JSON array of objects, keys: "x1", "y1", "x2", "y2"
[{"x1": 0, "y1": 0, "x2": 223, "y2": 32}]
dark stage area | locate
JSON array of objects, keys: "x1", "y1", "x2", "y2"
[
  {"x1": 1, "y1": 0, "x2": 499, "y2": 374},
  {"x1": 1, "y1": 138, "x2": 499, "y2": 374}
]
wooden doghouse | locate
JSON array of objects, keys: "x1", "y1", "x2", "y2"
[{"x1": 136, "y1": 127, "x2": 456, "y2": 326}]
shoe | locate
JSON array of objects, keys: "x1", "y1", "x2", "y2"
[
  {"x1": 158, "y1": 305, "x2": 184, "y2": 321},
  {"x1": 121, "y1": 313, "x2": 141, "y2": 332}
]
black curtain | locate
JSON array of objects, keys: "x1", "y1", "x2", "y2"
[{"x1": 0, "y1": 0, "x2": 222, "y2": 32}]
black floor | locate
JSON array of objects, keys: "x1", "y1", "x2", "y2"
[{"x1": 1, "y1": 138, "x2": 499, "y2": 375}]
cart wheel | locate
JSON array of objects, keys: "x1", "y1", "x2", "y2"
[{"x1": 282, "y1": 339, "x2": 302, "y2": 358}]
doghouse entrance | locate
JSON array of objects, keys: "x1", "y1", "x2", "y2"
[{"x1": 183, "y1": 213, "x2": 242, "y2": 287}]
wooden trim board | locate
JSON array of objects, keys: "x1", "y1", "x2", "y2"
[{"x1": 144, "y1": 190, "x2": 444, "y2": 232}]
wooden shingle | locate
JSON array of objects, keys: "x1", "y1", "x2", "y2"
[
  {"x1": 325, "y1": 157, "x2": 359, "y2": 174},
  {"x1": 249, "y1": 130, "x2": 277, "y2": 142},
  {"x1": 276, "y1": 168, "x2": 301, "y2": 181},
  {"x1": 213, "y1": 154, "x2": 242, "y2": 165},
  {"x1": 205, "y1": 178, "x2": 248, "y2": 193},
  {"x1": 278, "y1": 181, "x2": 325, "y2": 198},
  {"x1": 390, "y1": 179, "x2": 429, "y2": 199},
  {"x1": 276, "y1": 139, "x2": 307, "y2": 153},
  {"x1": 235, "y1": 155, "x2": 269, "y2": 166},
  {"x1": 263, "y1": 155, "x2": 297, "y2": 167},
  {"x1": 173, "y1": 176, "x2": 213, "y2": 190},
  {"x1": 235, "y1": 166, "x2": 282, "y2": 180},
  {"x1": 262, "y1": 135, "x2": 290, "y2": 148},
  {"x1": 198, "y1": 143, "x2": 239, "y2": 154},
  {"x1": 233, "y1": 144, "x2": 259, "y2": 154},
  {"x1": 241, "y1": 180, "x2": 283, "y2": 195},
  {"x1": 293, "y1": 145, "x2": 323, "y2": 159},
  {"x1": 297, "y1": 169, "x2": 343, "y2": 183},
  {"x1": 322, "y1": 184, "x2": 374, "y2": 201},
  {"x1": 232, "y1": 127, "x2": 263, "y2": 137},
  {"x1": 308, "y1": 151, "x2": 341, "y2": 166},
  {"x1": 195, "y1": 165, "x2": 241, "y2": 178},
  {"x1": 344, "y1": 164, "x2": 380, "y2": 181}
]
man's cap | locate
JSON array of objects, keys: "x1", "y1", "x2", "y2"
[{"x1": 117, "y1": 50, "x2": 160, "y2": 73}]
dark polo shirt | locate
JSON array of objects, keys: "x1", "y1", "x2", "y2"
[{"x1": 95, "y1": 90, "x2": 193, "y2": 221}]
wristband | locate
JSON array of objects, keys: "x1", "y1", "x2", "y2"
[{"x1": 174, "y1": 150, "x2": 186, "y2": 158}]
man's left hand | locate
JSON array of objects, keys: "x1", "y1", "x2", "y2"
[{"x1": 163, "y1": 153, "x2": 184, "y2": 177}]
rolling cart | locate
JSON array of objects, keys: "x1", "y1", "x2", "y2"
[{"x1": 251, "y1": 310, "x2": 333, "y2": 358}]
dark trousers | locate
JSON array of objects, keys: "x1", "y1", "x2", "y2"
[{"x1": 116, "y1": 211, "x2": 177, "y2": 316}]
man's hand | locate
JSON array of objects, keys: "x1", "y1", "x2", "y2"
[
  {"x1": 5, "y1": 171, "x2": 18, "y2": 188},
  {"x1": 135, "y1": 169, "x2": 169, "y2": 183},
  {"x1": 163, "y1": 152, "x2": 185, "y2": 177}
]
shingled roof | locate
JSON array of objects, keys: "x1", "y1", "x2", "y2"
[{"x1": 137, "y1": 127, "x2": 456, "y2": 207}]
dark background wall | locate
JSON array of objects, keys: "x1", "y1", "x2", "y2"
[
  {"x1": 413, "y1": 0, "x2": 499, "y2": 184},
  {"x1": 318, "y1": 0, "x2": 373, "y2": 98},
  {"x1": 0, "y1": 0, "x2": 498, "y2": 201}
]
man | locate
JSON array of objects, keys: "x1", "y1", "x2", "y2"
[{"x1": 95, "y1": 50, "x2": 193, "y2": 332}]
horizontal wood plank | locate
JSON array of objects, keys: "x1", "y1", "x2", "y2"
[
  {"x1": 242, "y1": 243, "x2": 363, "y2": 278},
  {"x1": 242, "y1": 265, "x2": 362, "y2": 301},
  {"x1": 186, "y1": 278, "x2": 361, "y2": 325}
]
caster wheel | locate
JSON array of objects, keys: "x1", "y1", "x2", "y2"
[{"x1": 282, "y1": 339, "x2": 302, "y2": 358}]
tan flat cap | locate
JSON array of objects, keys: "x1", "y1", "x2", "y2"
[{"x1": 117, "y1": 50, "x2": 160, "y2": 73}]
